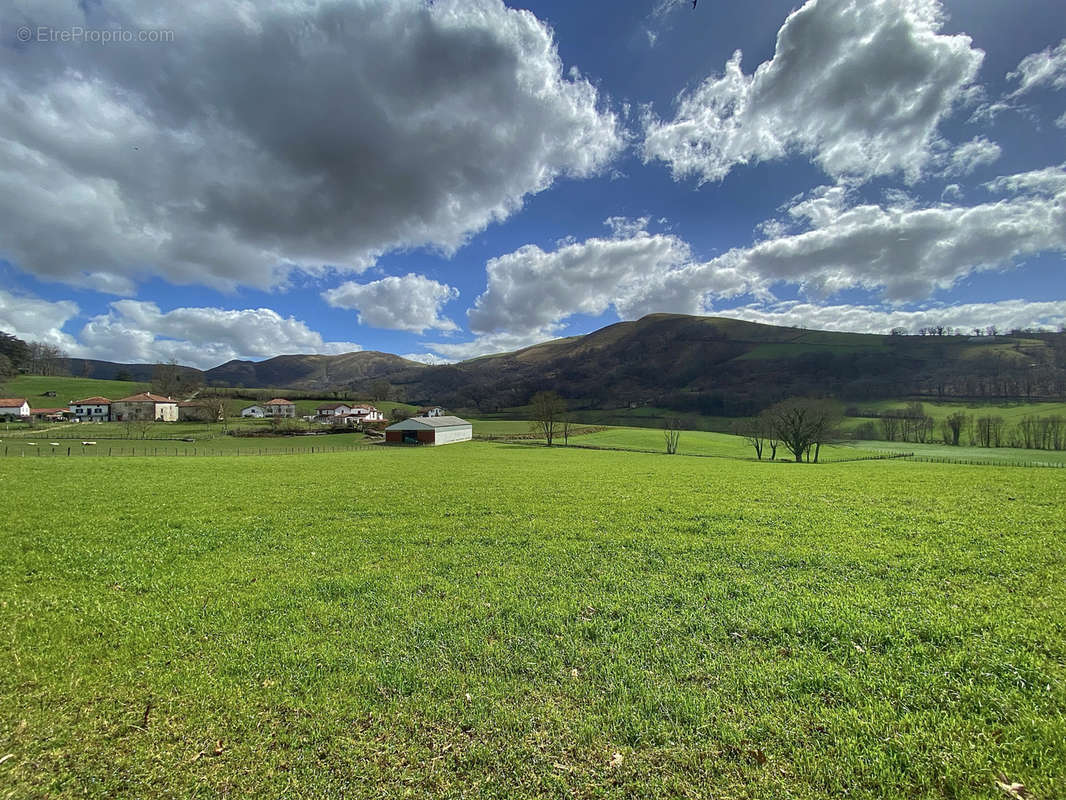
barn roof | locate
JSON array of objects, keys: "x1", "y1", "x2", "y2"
[
  {"x1": 385, "y1": 415, "x2": 471, "y2": 430},
  {"x1": 0, "y1": 398, "x2": 28, "y2": 407},
  {"x1": 71, "y1": 396, "x2": 111, "y2": 404}
]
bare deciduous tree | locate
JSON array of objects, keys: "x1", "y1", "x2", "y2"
[
  {"x1": 530, "y1": 391, "x2": 566, "y2": 446},
  {"x1": 764, "y1": 398, "x2": 842, "y2": 463},
  {"x1": 664, "y1": 418, "x2": 681, "y2": 454},
  {"x1": 732, "y1": 417, "x2": 764, "y2": 459}
]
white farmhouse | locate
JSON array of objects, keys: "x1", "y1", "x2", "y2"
[
  {"x1": 112, "y1": 392, "x2": 179, "y2": 422},
  {"x1": 384, "y1": 415, "x2": 472, "y2": 446},
  {"x1": 0, "y1": 398, "x2": 30, "y2": 418},
  {"x1": 69, "y1": 396, "x2": 112, "y2": 422}
]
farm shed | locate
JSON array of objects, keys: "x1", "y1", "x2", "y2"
[{"x1": 384, "y1": 415, "x2": 472, "y2": 446}]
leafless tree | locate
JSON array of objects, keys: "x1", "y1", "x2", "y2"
[
  {"x1": 941, "y1": 411, "x2": 970, "y2": 446},
  {"x1": 561, "y1": 414, "x2": 574, "y2": 446},
  {"x1": 664, "y1": 418, "x2": 681, "y2": 454},
  {"x1": 765, "y1": 397, "x2": 842, "y2": 462},
  {"x1": 27, "y1": 341, "x2": 66, "y2": 376},
  {"x1": 732, "y1": 417, "x2": 764, "y2": 459},
  {"x1": 151, "y1": 359, "x2": 199, "y2": 398},
  {"x1": 530, "y1": 390, "x2": 566, "y2": 446}
]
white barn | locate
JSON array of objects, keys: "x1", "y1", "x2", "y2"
[
  {"x1": 384, "y1": 415, "x2": 472, "y2": 446},
  {"x1": 241, "y1": 405, "x2": 266, "y2": 418}
]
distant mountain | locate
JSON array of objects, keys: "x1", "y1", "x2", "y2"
[
  {"x1": 56, "y1": 315, "x2": 1066, "y2": 414},
  {"x1": 203, "y1": 351, "x2": 423, "y2": 390},
  {"x1": 64, "y1": 358, "x2": 202, "y2": 384}
]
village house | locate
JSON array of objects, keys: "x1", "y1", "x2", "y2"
[
  {"x1": 384, "y1": 415, "x2": 472, "y2": 445},
  {"x1": 0, "y1": 399, "x2": 31, "y2": 418},
  {"x1": 262, "y1": 398, "x2": 296, "y2": 417},
  {"x1": 69, "y1": 396, "x2": 111, "y2": 422},
  {"x1": 417, "y1": 406, "x2": 445, "y2": 417},
  {"x1": 316, "y1": 403, "x2": 353, "y2": 418},
  {"x1": 111, "y1": 392, "x2": 179, "y2": 422}
]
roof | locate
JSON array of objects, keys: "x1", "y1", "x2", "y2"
[
  {"x1": 32, "y1": 407, "x2": 67, "y2": 414},
  {"x1": 265, "y1": 398, "x2": 294, "y2": 405},
  {"x1": 317, "y1": 403, "x2": 351, "y2": 410},
  {"x1": 71, "y1": 396, "x2": 111, "y2": 405},
  {"x1": 0, "y1": 398, "x2": 28, "y2": 407},
  {"x1": 116, "y1": 392, "x2": 175, "y2": 403},
  {"x1": 385, "y1": 415, "x2": 471, "y2": 430}
]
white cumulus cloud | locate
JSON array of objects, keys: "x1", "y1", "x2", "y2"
[
  {"x1": 642, "y1": 0, "x2": 983, "y2": 184},
  {"x1": 323, "y1": 274, "x2": 459, "y2": 333}
]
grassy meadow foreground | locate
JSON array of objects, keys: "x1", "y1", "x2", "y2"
[{"x1": 1, "y1": 444, "x2": 1064, "y2": 798}]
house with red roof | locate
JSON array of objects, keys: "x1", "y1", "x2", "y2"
[
  {"x1": 0, "y1": 398, "x2": 30, "y2": 418},
  {"x1": 112, "y1": 392, "x2": 179, "y2": 422},
  {"x1": 69, "y1": 396, "x2": 112, "y2": 422}
]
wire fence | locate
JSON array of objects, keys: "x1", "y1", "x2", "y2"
[{"x1": 1, "y1": 442, "x2": 386, "y2": 458}]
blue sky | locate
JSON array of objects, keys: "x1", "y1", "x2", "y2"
[{"x1": 1, "y1": 0, "x2": 1064, "y2": 368}]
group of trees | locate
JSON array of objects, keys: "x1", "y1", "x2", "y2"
[
  {"x1": 853, "y1": 405, "x2": 1066, "y2": 450},
  {"x1": 733, "y1": 397, "x2": 843, "y2": 462},
  {"x1": 1, "y1": 331, "x2": 68, "y2": 384}
]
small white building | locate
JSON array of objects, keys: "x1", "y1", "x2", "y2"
[
  {"x1": 0, "y1": 398, "x2": 31, "y2": 418},
  {"x1": 69, "y1": 396, "x2": 112, "y2": 422},
  {"x1": 316, "y1": 403, "x2": 353, "y2": 418},
  {"x1": 241, "y1": 405, "x2": 266, "y2": 418},
  {"x1": 418, "y1": 406, "x2": 445, "y2": 417},
  {"x1": 384, "y1": 415, "x2": 472, "y2": 446}
]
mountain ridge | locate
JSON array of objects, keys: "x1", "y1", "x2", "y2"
[{"x1": 58, "y1": 314, "x2": 1066, "y2": 414}]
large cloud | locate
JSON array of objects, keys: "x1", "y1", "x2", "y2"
[
  {"x1": 323, "y1": 274, "x2": 458, "y2": 333},
  {"x1": 0, "y1": 292, "x2": 363, "y2": 369},
  {"x1": 642, "y1": 0, "x2": 983, "y2": 184},
  {"x1": 77, "y1": 301, "x2": 362, "y2": 367},
  {"x1": 0, "y1": 0, "x2": 621, "y2": 292},
  {"x1": 466, "y1": 218, "x2": 750, "y2": 339}
]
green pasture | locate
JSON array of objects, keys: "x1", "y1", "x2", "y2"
[
  {"x1": 1, "y1": 444, "x2": 1063, "y2": 798},
  {"x1": 3, "y1": 374, "x2": 148, "y2": 406}
]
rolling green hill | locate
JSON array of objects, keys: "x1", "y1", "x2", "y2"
[{"x1": 8, "y1": 315, "x2": 1065, "y2": 418}]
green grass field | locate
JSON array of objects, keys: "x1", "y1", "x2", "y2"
[
  {"x1": 3, "y1": 374, "x2": 149, "y2": 406},
  {"x1": 1, "y1": 444, "x2": 1063, "y2": 798}
]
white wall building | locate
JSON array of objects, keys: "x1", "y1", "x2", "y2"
[
  {"x1": 384, "y1": 415, "x2": 472, "y2": 445},
  {"x1": 241, "y1": 405, "x2": 266, "y2": 418},
  {"x1": 0, "y1": 399, "x2": 30, "y2": 418},
  {"x1": 69, "y1": 397, "x2": 112, "y2": 421}
]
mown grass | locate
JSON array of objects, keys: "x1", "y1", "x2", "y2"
[{"x1": 1, "y1": 444, "x2": 1063, "y2": 798}]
